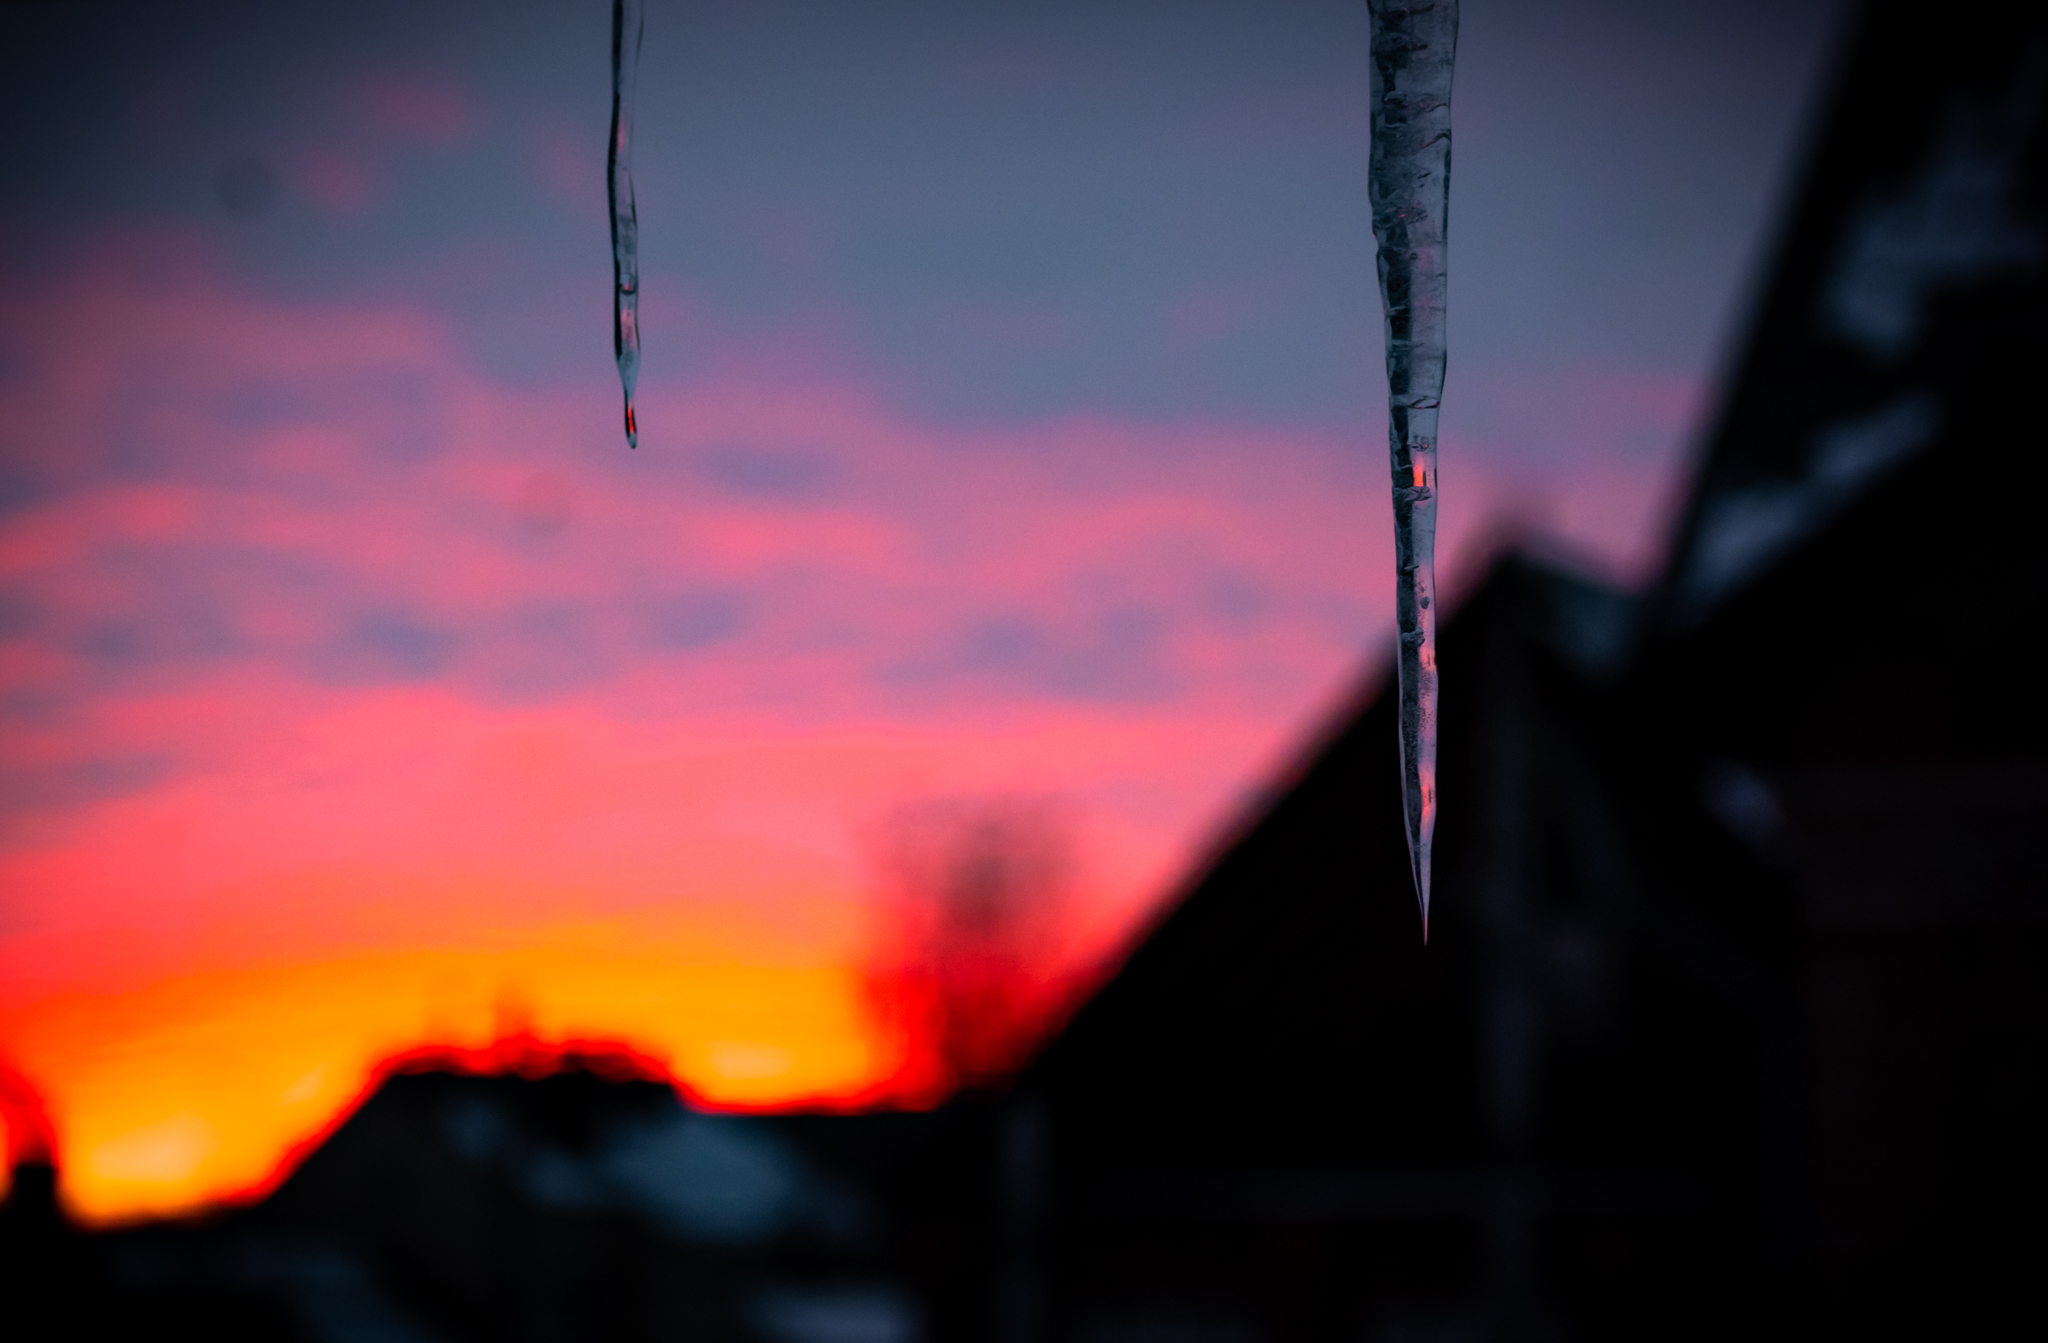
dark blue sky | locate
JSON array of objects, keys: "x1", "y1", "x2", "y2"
[{"x1": 5, "y1": 0, "x2": 1843, "y2": 445}]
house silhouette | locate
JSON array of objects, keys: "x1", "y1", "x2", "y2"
[{"x1": 912, "y1": 2, "x2": 2048, "y2": 1338}]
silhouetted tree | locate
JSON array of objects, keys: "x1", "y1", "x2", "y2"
[{"x1": 870, "y1": 798, "x2": 1075, "y2": 1096}]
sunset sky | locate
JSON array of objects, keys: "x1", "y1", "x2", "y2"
[{"x1": 0, "y1": 0, "x2": 1843, "y2": 1222}]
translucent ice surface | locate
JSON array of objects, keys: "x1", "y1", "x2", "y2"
[
  {"x1": 1368, "y1": 0, "x2": 1456, "y2": 937},
  {"x1": 609, "y1": 0, "x2": 644, "y2": 448}
]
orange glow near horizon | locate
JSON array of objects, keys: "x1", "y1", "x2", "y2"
[
  {"x1": 0, "y1": 222, "x2": 1662, "y2": 1231},
  {"x1": 2, "y1": 238, "x2": 1403, "y2": 1227},
  {"x1": 1, "y1": 937, "x2": 899, "y2": 1225}
]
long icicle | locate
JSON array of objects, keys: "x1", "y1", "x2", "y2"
[
  {"x1": 1367, "y1": 0, "x2": 1456, "y2": 939},
  {"x1": 609, "y1": 0, "x2": 644, "y2": 448}
]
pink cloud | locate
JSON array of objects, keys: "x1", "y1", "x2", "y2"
[
  {"x1": 529, "y1": 125, "x2": 606, "y2": 224},
  {"x1": 345, "y1": 70, "x2": 476, "y2": 148},
  {"x1": 1162, "y1": 281, "x2": 1289, "y2": 347},
  {"x1": 0, "y1": 230, "x2": 1684, "y2": 1062},
  {"x1": 0, "y1": 234, "x2": 1395, "y2": 1012},
  {"x1": 291, "y1": 147, "x2": 383, "y2": 215}
]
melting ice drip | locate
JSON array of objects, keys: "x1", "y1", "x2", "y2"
[
  {"x1": 609, "y1": 0, "x2": 644, "y2": 448},
  {"x1": 1367, "y1": 0, "x2": 1456, "y2": 937}
]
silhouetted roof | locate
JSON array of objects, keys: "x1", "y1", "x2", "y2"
[{"x1": 1656, "y1": 2, "x2": 2048, "y2": 629}]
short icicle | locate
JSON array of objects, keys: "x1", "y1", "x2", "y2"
[
  {"x1": 609, "y1": 0, "x2": 644, "y2": 448},
  {"x1": 1367, "y1": 0, "x2": 1456, "y2": 939}
]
